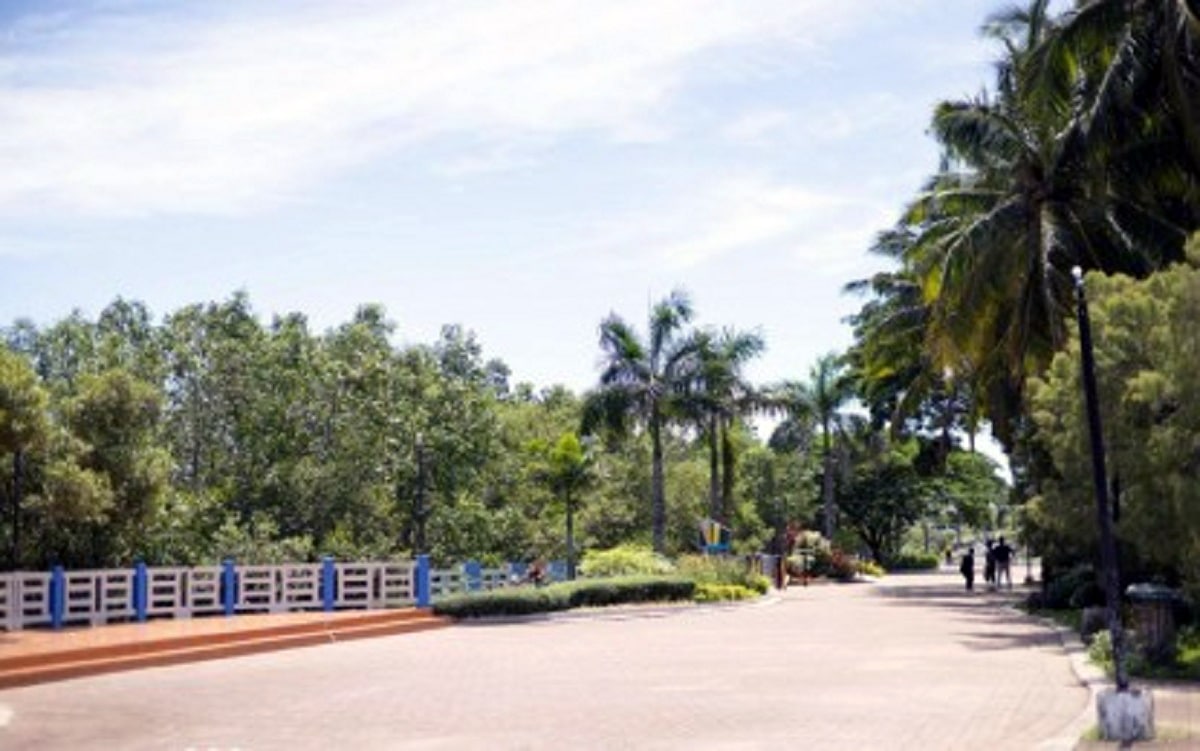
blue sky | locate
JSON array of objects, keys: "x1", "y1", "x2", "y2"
[{"x1": 1, "y1": 0, "x2": 1014, "y2": 396}]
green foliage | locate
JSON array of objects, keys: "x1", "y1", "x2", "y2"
[
  {"x1": 1028, "y1": 265, "x2": 1200, "y2": 600},
  {"x1": 856, "y1": 559, "x2": 887, "y2": 577},
  {"x1": 884, "y1": 552, "x2": 940, "y2": 572},
  {"x1": 675, "y1": 554, "x2": 769, "y2": 593},
  {"x1": 800, "y1": 547, "x2": 858, "y2": 582},
  {"x1": 432, "y1": 576, "x2": 696, "y2": 618},
  {"x1": 578, "y1": 544, "x2": 674, "y2": 578},
  {"x1": 694, "y1": 583, "x2": 759, "y2": 602},
  {"x1": 837, "y1": 438, "x2": 930, "y2": 563}
]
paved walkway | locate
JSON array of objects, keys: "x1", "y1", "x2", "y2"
[{"x1": 0, "y1": 571, "x2": 1091, "y2": 750}]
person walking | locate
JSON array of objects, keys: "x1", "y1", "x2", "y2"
[
  {"x1": 993, "y1": 537, "x2": 1014, "y2": 590},
  {"x1": 959, "y1": 547, "x2": 975, "y2": 591},
  {"x1": 984, "y1": 539, "x2": 996, "y2": 591}
]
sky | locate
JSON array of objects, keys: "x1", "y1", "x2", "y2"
[{"x1": 0, "y1": 0, "x2": 1011, "y2": 399}]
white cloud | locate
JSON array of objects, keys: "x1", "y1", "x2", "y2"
[
  {"x1": 722, "y1": 109, "x2": 794, "y2": 144},
  {"x1": 579, "y1": 175, "x2": 892, "y2": 273},
  {"x1": 0, "y1": 0, "x2": 883, "y2": 218}
]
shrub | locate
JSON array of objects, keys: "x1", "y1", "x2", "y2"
[
  {"x1": 802, "y1": 548, "x2": 858, "y2": 581},
  {"x1": 694, "y1": 583, "x2": 758, "y2": 602},
  {"x1": 433, "y1": 587, "x2": 570, "y2": 618},
  {"x1": 856, "y1": 560, "x2": 886, "y2": 578},
  {"x1": 1070, "y1": 580, "x2": 1106, "y2": 609},
  {"x1": 1043, "y1": 564, "x2": 1096, "y2": 610},
  {"x1": 432, "y1": 576, "x2": 695, "y2": 618},
  {"x1": 885, "y1": 552, "x2": 940, "y2": 571},
  {"x1": 675, "y1": 555, "x2": 771, "y2": 594},
  {"x1": 579, "y1": 544, "x2": 675, "y2": 578}
]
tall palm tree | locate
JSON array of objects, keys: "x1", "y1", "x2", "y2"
[
  {"x1": 898, "y1": 0, "x2": 1187, "y2": 446},
  {"x1": 768, "y1": 353, "x2": 854, "y2": 540},
  {"x1": 583, "y1": 290, "x2": 702, "y2": 552},
  {"x1": 690, "y1": 327, "x2": 765, "y2": 523}
]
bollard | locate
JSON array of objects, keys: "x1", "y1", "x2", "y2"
[
  {"x1": 134, "y1": 560, "x2": 149, "y2": 622},
  {"x1": 222, "y1": 559, "x2": 236, "y2": 617},
  {"x1": 415, "y1": 555, "x2": 431, "y2": 608},
  {"x1": 50, "y1": 565, "x2": 65, "y2": 630},
  {"x1": 322, "y1": 556, "x2": 336, "y2": 612}
]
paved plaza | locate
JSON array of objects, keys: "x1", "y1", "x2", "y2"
[{"x1": 0, "y1": 571, "x2": 1091, "y2": 750}]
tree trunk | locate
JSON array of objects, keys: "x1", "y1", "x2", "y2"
[
  {"x1": 720, "y1": 417, "x2": 736, "y2": 524},
  {"x1": 707, "y1": 415, "x2": 720, "y2": 521},
  {"x1": 822, "y1": 420, "x2": 835, "y2": 540},
  {"x1": 566, "y1": 491, "x2": 576, "y2": 580},
  {"x1": 650, "y1": 410, "x2": 666, "y2": 554}
]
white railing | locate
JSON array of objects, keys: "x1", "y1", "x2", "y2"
[
  {"x1": 147, "y1": 568, "x2": 188, "y2": 619},
  {"x1": 0, "y1": 558, "x2": 563, "y2": 631},
  {"x1": 188, "y1": 566, "x2": 224, "y2": 616},
  {"x1": 15, "y1": 572, "x2": 52, "y2": 629},
  {"x1": 379, "y1": 563, "x2": 416, "y2": 607}
]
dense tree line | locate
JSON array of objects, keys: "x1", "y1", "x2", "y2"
[
  {"x1": 0, "y1": 294, "x2": 820, "y2": 569},
  {"x1": 0, "y1": 287, "x2": 1007, "y2": 571}
]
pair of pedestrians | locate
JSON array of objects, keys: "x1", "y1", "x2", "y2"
[{"x1": 959, "y1": 536, "x2": 1014, "y2": 591}]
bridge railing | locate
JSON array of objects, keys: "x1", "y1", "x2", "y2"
[{"x1": 0, "y1": 557, "x2": 565, "y2": 631}]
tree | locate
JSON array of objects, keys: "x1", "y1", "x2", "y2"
[
  {"x1": 584, "y1": 290, "x2": 702, "y2": 552},
  {"x1": 889, "y1": 0, "x2": 1188, "y2": 448},
  {"x1": 0, "y1": 346, "x2": 49, "y2": 568},
  {"x1": 538, "y1": 432, "x2": 591, "y2": 579},
  {"x1": 838, "y1": 442, "x2": 928, "y2": 564},
  {"x1": 1027, "y1": 256, "x2": 1200, "y2": 599},
  {"x1": 64, "y1": 369, "x2": 171, "y2": 564},
  {"x1": 772, "y1": 353, "x2": 854, "y2": 540},
  {"x1": 689, "y1": 327, "x2": 765, "y2": 523}
]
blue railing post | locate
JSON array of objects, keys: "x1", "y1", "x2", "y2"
[
  {"x1": 222, "y1": 558, "x2": 236, "y2": 617},
  {"x1": 134, "y1": 560, "x2": 149, "y2": 622},
  {"x1": 50, "y1": 565, "x2": 65, "y2": 630},
  {"x1": 415, "y1": 554, "x2": 431, "y2": 608},
  {"x1": 322, "y1": 556, "x2": 336, "y2": 612},
  {"x1": 464, "y1": 560, "x2": 482, "y2": 592}
]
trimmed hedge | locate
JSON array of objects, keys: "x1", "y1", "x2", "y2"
[
  {"x1": 694, "y1": 583, "x2": 758, "y2": 602},
  {"x1": 433, "y1": 576, "x2": 696, "y2": 618}
]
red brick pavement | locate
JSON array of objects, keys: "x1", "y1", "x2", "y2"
[{"x1": 0, "y1": 571, "x2": 1090, "y2": 750}]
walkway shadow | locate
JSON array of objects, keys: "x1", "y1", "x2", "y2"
[{"x1": 871, "y1": 581, "x2": 1060, "y2": 654}]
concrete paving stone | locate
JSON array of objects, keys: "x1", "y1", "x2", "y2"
[{"x1": 0, "y1": 572, "x2": 1098, "y2": 750}]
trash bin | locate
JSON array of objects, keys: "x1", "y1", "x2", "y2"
[{"x1": 1125, "y1": 583, "x2": 1181, "y2": 664}]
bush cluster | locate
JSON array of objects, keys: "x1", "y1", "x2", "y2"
[
  {"x1": 791, "y1": 548, "x2": 857, "y2": 581},
  {"x1": 432, "y1": 576, "x2": 696, "y2": 618},
  {"x1": 1032, "y1": 563, "x2": 1096, "y2": 610},
  {"x1": 694, "y1": 583, "x2": 759, "y2": 602},
  {"x1": 884, "y1": 552, "x2": 940, "y2": 572},
  {"x1": 675, "y1": 555, "x2": 769, "y2": 594},
  {"x1": 856, "y1": 559, "x2": 886, "y2": 578},
  {"x1": 578, "y1": 545, "x2": 675, "y2": 578}
]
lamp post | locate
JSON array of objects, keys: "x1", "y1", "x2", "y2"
[{"x1": 1072, "y1": 266, "x2": 1129, "y2": 692}]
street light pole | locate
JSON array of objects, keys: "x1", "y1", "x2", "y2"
[{"x1": 1072, "y1": 266, "x2": 1128, "y2": 692}]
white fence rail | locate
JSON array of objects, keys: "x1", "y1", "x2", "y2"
[{"x1": 0, "y1": 558, "x2": 558, "y2": 632}]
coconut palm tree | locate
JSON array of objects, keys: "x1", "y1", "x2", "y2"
[
  {"x1": 897, "y1": 0, "x2": 1189, "y2": 445},
  {"x1": 689, "y1": 327, "x2": 765, "y2": 523},
  {"x1": 768, "y1": 353, "x2": 854, "y2": 539},
  {"x1": 583, "y1": 290, "x2": 702, "y2": 552}
]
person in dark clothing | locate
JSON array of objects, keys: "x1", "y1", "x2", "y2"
[
  {"x1": 993, "y1": 536, "x2": 1014, "y2": 590},
  {"x1": 959, "y1": 548, "x2": 975, "y2": 591},
  {"x1": 984, "y1": 539, "x2": 996, "y2": 590}
]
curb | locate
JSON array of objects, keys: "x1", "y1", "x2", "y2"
[
  {"x1": 1015, "y1": 606, "x2": 1107, "y2": 750},
  {"x1": 454, "y1": 591, "x2": 784, "y2": 626}
]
